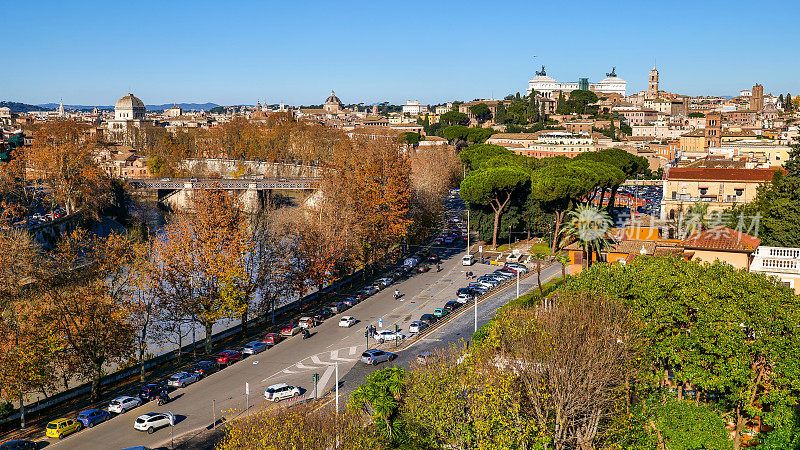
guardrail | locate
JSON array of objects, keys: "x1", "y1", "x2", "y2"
[{"x1": 128, "y1": 179, "x2": 321, "y2": 190}]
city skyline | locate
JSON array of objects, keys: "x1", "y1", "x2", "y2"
[{"x1": 4, "y1": 0, "x2": 799, "y2": 105}]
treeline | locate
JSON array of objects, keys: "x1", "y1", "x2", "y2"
[
  {"x1": 217, "y1": 256, "x2": 800, "y2": 449},
  {"x1": 458, "y1": 144, "x2": 649, "y2": 251},
  {"x1": 0, "y1": 128, "x2": 460, "y2": 411}
]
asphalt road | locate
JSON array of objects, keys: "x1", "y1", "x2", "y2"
[
  {"x1": 38, "y1": 195, "x2": 560, "y2": 450},
  {"x1": 41, "y1": 230, "x2": 486, "y2": 448}
]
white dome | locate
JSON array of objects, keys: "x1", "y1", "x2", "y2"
[{"x1": 115, "y1": 93, "x2": 145, "y2": 110}]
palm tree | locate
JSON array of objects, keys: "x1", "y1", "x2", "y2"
[
  {"x1": 561, "y1": 204, "x2": 615, "y2": 269},
  {"x1": 685, "y1": 201, "x2": 710, "y2": 237},
  {"x1": 555, "y1": 253, "x2": 570, "y2": 281},
  {"x1": 531, "y1": 250, "x2": 549, "y2": 296}
]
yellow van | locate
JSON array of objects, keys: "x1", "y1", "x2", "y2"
[{"x1": 46, "y1": 418, "x2": 81, "y2": 439}]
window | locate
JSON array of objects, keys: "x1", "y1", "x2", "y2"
[
  {"x1": 735, "y1": 189, "x2": 744, "y2": 196},
  {"x1": 699, "y1": 188, "x2": 708, "y2": 195}
]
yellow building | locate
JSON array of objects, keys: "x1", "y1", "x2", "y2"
[{"x1": 679, "y1": 130, "x2": 705, "y2": 154}]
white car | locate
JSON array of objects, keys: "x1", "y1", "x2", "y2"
[
  {"x1": 374, "y1": 330, "x2": 405, "y2": 343},
  {"x1": 264, "y1": 383, "x2": 301, "y2": 401},
  {"x1": 133, "y1": 412, "x2": 171, "y2": 434},
  {"x1": 408, "y1": 321, "x2": 427, "y2": 333},
  {"x1": 108, "y1": 396, "x2": 140, "y2": 414},
  {"x1": 167, "y1": 371, "x2": 199, "y2": 388},
  {"x1": 338, "y1": 316, "x2": 357, "y2": 328}
]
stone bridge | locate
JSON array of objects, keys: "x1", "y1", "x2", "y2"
[{"x1": 128, "y1": 178, "x2": 321, "y2": 211}]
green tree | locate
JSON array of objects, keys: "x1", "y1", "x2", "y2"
[
  {"x1": 688, "y1": 112, "x2": 705, "y2": 118},
  {"x1": 460, "y1": 165, "x2": 530, "y2": 249},
  {"x1": 555, "y1": 91, "x2": 569, "y2": 115},
  {"x1": 468, "y1": 103, "x2": 492, "y2": 124},
  {"x1": 440, "y1": 110, "x2": 470, "y2": 126},
  {"x1": 494, "y1": 103, "x2": 508, "y2": 124},
  {"x1": 566, "y1": 257, "x2": 800, "y2": 450}
]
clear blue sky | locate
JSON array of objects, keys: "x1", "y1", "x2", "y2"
[{"x1": 4, "y1": 0, "x2": 798, "y2": 106}]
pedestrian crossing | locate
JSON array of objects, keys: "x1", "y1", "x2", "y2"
[{"x1": 263, "y1": 345, "x2": 361, "y2": 380}]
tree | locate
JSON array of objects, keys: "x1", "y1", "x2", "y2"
[
  {"x1": 531, "y1": 162, "x2": 596, "y2": 254},
  {"x1": 560, "y1": 203, "x2": 614, "y2": 268},
  {"x1": 555, "y1": 91, "x2": 569, "y2": 115},
  {"x1": 468, "y1": 103, "x2": 492, "y2": 124},
  {"x1": 149, "y1": 188, "x2": 250, "y2": 353},
  {"x1": 458, "y1": 144, "x2": 515, "y2": 171},
  {"x1": 38, "y1": 230, "x2": 140, "y2": 401},
  {"x1": 460, "y1": 165, "x2": 529, "y2": 249},
  {"x1": 566, "y1": 257, "x2": 800, "y2": 449},
  {"x1": 439, "y1": 111, "x2": 470, "y2": 127},
  {"x1": 688, "y1": 112, "x2": 705, "y2": 118},
  {"x1": 494, "y1": 102, "x2": 508, "y2": 124},
  {"x1": 531, "y1": 250, "x2": 549, "y2": 295},
  {"x1": 27, "y1": 119, "x2": 112, "y2": 215},
  {"x1": 321, "y1": 131, "x2": 412, "y2": 275},
  {"x1": 494, "y1": 292, "x2": 637, "y2": 449},
  {"x1": 575, "y1": 148, "x2": 648, "y2": 214},
  {"x1": 568, "y1": 90, "x2": 599, "y2": 115}
]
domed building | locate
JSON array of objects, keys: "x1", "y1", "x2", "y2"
[
  {"x1": 115, "y1": 93, "x2": 146, "y2": 120},
  {"x1": 323, "y1": 90, "x2": 344, "y2": 113},
  {"x1": 106, "y1": 93, "x2": 154, "y2": 142}
]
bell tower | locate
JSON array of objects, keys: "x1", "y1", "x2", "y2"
[{"x1": 648, "y1": 66, "x2": 659, "y2": 96}]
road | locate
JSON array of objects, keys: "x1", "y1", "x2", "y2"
[{"x1": 39, "y1": 198, "x2": 560, "y2": 449}]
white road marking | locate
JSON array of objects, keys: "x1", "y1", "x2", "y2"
[
  {"x1": 348, "y1": 346, "x2": 357, "y2": 355},
  {"x1": 311, "y1": 355, "x2": 336, "y2": 366},
  {"x1": 296, "y1": 361, "x2": 321, "y2": 370},
  {"x1": 315, "y1": 365, "x2": 337, "y2": 397}
]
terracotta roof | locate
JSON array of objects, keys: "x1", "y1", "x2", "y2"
[
  {"x1": 666, "y1": 167, "x2": 782, "y2": 182},
  {"x1": 681, "y1": 226, "x2": 760, "y2": 252},
  {"x1": 682, "y1": 130, "x2": 705, "y2": 137}
]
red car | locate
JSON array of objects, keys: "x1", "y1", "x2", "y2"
[
  {"x1": 216, "y1": 350, "x2": 242, "y2": 365},
  {"x1": 263, "y1": 333, "x2": 283, "y2": 345}
]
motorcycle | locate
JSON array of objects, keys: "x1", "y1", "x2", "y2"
[
  {"x1": 302, "y1": 329, "x2": 310, "y2": 339},
  {"x1": 156, "y1": 391, "x2": 170, "y2": 406}
]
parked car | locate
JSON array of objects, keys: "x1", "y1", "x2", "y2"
[
  {"x1": 242, "y1": 341, "x2": 270, "y2": 355},
  {"x1": 360, "y1": 349, "x2": 395, "y2": 365},
  {"x1": 45, "y1": 418, "x2": 81, "y2": 439},
  {"x1": 168, "y1": 371, "x2": 199, "y2": 388},
  {"x1": 280, "y1": 323, "x2": 301, "y2": 337},
  {"x1": 109, "y1": 396, "x2": 141, "y2": 414},
  {"x1": 133, "y1": 413, "x2": 171, "y2": 434},
  {"x1": 191, "y1": 360, "x2": 219, "y2": 378},
  {"x1": 427, "y1": 254, "x2": 441, "y2": 263},
  {"x1": 76, "y1": 409, "x2": 110, "y2": 428},
  {"x1": 374, "y1": 329, "x2": 405, "y2": 343},
  {"x1": 138, "y1": 384, "x2": 166, "y2": 403},
  {"x1": 327, "y1": 302, "x2": 347, "y2": 314},
  {"x1": 264, "y1": 383, "x2": 301, "y2": 401},
  {"x1": 408, "y1": 321, "x2": 427, "y2": 333},
  {"x1": 298, "y1": 317, "x2": 317, "y2": 329},
  {"x1": 216, "y1": 350, "x2": 242, "y2": 365},
  {"x1": 360, "y1": 285, "x2": 379, "y2": 296},
  {"x1": 311, "y1": 309, "x2": 333, "y2": 321},
  {"x1": 419, "y1": 313, "x2": 437, "y2": 326},
  {"x1": 444, "y1": 300, "x2": 461, "y2": 311},
  {"x1": 417, "y1": 352, "x2": 434, "y2": 365},
  {"x1": 263, "y1": 333, "x2": 283, "y2": 345},
  {"x1": 456, "y1": 290, "x2": 474, "y2": 303},
  {"x1": 342, "y1": 297, "x2": 360, "y2": 307},
  {"x1": 376, "y1": 277, "x2": 393, "y2": 288},
  {"x1": 433, "y1": 308, "x2": 449, "y2": 318},
  {"x1": 0, "y1": 440, "x2": 37, "y2": 449},
  {"x1": 416, "y1": 265, "x2": 431, "y2": 273},
  {"x1": 468, "y1": 284, "x2": 489, "y2": 295},
  {"x1": 338, "y1": 316, "x2": 357, "y2": 327}
]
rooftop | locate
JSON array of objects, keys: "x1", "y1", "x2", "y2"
[
  {"x1": 681, "y1": 226, "x2": 761, "y2": 252},
  {"x1": 666, "y1": 167, "x2": 782, "y2": 182}
]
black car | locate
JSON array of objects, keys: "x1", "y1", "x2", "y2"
[
  {"x1": 0, "y1": 440, "x2": 37, "y2": 450},
  {"x1": 191, "y1": 360, "x2": 219, "y2": 378},
  {"x1": 419, "y1": 313, "x2": 437, "y2": 326},
  {"x1": 138, "y1": 383, "x2": 167, "y2": 402},
  {"x1": 444, "y1": 301, "x2": 461, "y2": 312}
]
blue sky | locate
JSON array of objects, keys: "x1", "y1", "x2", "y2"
[{"x1": 4, "y1": 0, "x2": 798, "y2": 106}]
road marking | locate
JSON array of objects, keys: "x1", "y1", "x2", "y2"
[
  {"x1": 330, "y1": 349, "x2": 354, "y2": 362},
  {"x1": 315, "y1": 365, "x2": 337, "y2": 397},
  {"x1": 348, "y1": 346, "x2": 357, "y2": 355},
  {"x1": 281, "y1": 368, "x2": 300, "y2": 374},
  {"x1": 311, "y1": 355, "x2": 336, "y2": 366},
  {"x1": 296, "y1": 361, "x2": 320, "y2": 370}
]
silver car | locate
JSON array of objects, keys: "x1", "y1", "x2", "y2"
[
  {"x1": 167, "y1": 371, "x2": 199, "y2": 388},
  {"x1": 360, "y1": 349, "x2": 395, "y2": 365},
  {"x1": 242, "y1": 341, "x2": 270, "y2": 355}
]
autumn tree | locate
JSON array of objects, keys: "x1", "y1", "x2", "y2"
[
  {"x1": 149, "y1": 188, "x2": 250, "y2": 353},
  {"x1": 37, "y1": 230, "x2": 140, "y2": 401},
  {"x1": 26, "y1": 119, "x2": 112, "y2": 215},
  {"x1": 321, "y1": 131, "x2": 412, "y2": 274},
  {"x1": 408, "y1": 144, "x2": 461, "y2": 239}
]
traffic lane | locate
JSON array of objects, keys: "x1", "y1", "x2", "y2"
[
  {"x1": 338, "y1": 264, "x2": 562, "y2": 397},
  {"x1": 45, "y1": 243, "x2": 470, "y2": 448}
]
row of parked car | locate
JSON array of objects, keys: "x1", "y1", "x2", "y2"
[{"x1": 39, "y1": 221, "x2": 456, "y2": 441}]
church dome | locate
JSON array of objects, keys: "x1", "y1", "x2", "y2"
[
  {"x1": 324, "y1": 90, "x2": 343, "y2": 106},
  {"x1": 115, "y1": 93, "x2": 145, "y2": 110}
]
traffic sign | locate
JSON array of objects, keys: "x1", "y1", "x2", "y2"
[
  {"x1": 167, "y1": 411, "x2": 175, "y2": 426},
  {"x1": 245, "y1": 382, "x2": 250, "y2": 395},
  {"x1": 378, "y1": 317, "x2": 383, "y2": 328},
  {"x1": 312, "y1": 373, "x2": 320, "y2": 382},
  {"x1": 479, "y1": 245, "x2": 483, "y2": 253}
]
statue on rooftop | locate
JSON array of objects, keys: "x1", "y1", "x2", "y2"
[
  {"x1": 606, "y1": 66, "x2": 617, "y2": 77},
  {"x1": 535, "y1": 65, "x2": 547, "y2": 76}
]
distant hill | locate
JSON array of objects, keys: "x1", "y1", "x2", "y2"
[
  {"x1": 37, "y1": 102, "x2": 221, "y2": 112},
  {"x1": 0, "y1": 101, "x2": 53, "y2": 113}
]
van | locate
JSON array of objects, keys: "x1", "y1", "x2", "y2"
[{"x1": 462, "y1": 254, "x2": 474, "y2": 266}]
